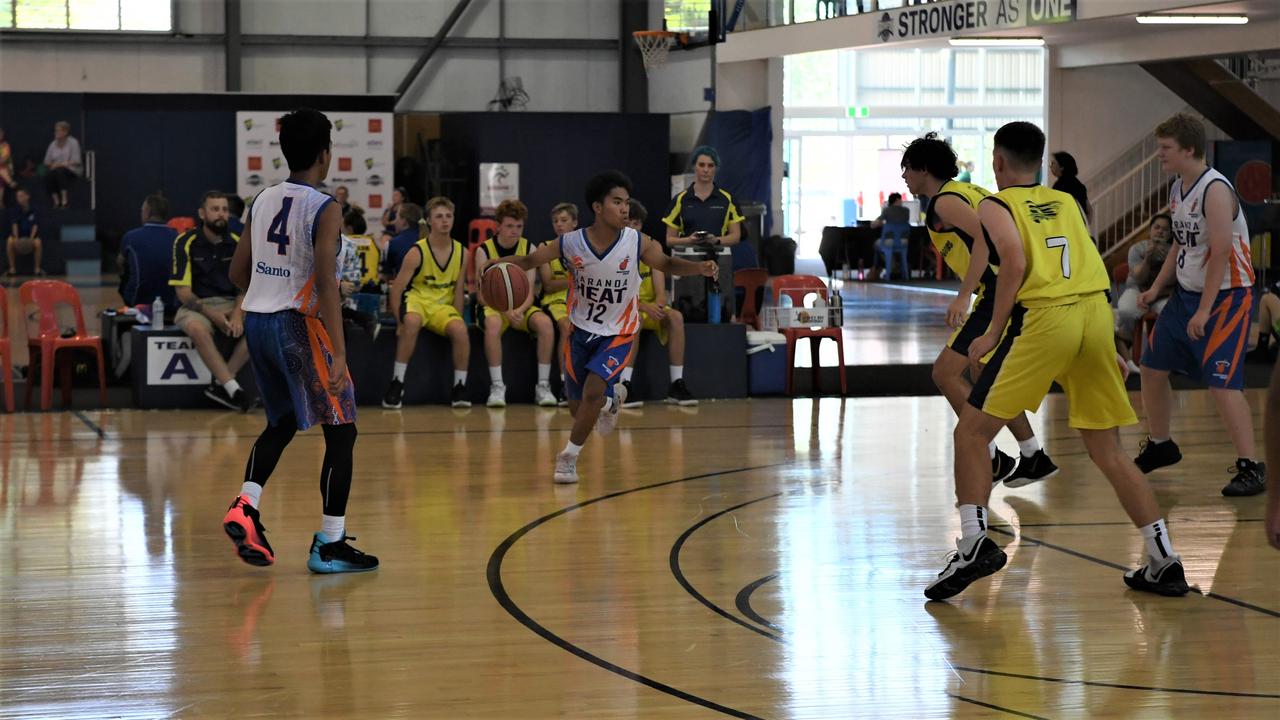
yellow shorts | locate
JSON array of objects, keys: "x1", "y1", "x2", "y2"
[
  {"x1": 639, "y1": 306, "x2": 671, "y2": 345},
  {"x1": 542, "y1": 300, "x2": 568, "y2": 322},
  {"x1": 970, "y1": 294, "x2": 1137, "y2": 430},
  {"x1": 482, "y1": 304, "x2": 544, "y2": 334},
  {"x1": 404, "y1": 295, "x2": 463, "y2": 336}
]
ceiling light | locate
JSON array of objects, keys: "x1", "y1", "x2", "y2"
[
  {"x1": 1135, "y1": 14, "x2": 1248, "y2": 25},
  {"x1": 949, "y1": 37, "x2": 1045, "y2": 47}
]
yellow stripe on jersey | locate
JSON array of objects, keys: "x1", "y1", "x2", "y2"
[
  {"x1": 405, "y1": 238, "x2": 463, "y2": 306},
  {"x1": 482, "y1": 236, "x2": 531, "y2": 262},
  {"x1": 927, "y1": 180, "x2": 992, "y2": 280},
  {"x1": 638, "y1": 262, "x2": 656, "y2": 304},
  {"x1": 985, "y1": 185, "x2": 1108, "y2": 308},
  {"x1": 541, "y1": 257, "x2": 569, "y2": 307},
  {"x1": 348, "y1": 234, "x2": 381, "y2": 289}
]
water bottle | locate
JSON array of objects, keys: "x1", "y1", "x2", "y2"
[
  {"x1": 707, "y1": 290, "x2": 722, "y2": 324},
  {"x1": 812, "y1": 294, "x2": 828, "y2": 327},
  {"x1": 151, "y1": 297, "x2": 165, "y2": 330},
  {"x1": 779, "y1": 293, "x2": 794, "y2": 328}
]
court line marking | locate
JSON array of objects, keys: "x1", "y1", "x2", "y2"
[
  {"x1": 669, "y1": 494, "x2": 784, "y2": 643},
  {"x1": 988, "y1": 526, "x2": 1280, "y2": 618},
  {"x1": 734, "y1": 574, "x2": 782, "y2": 635},
  {"x1": 953, "y1": 666, "x2": 1280, "y2": 700},
  {"x1": 948, "y1": 693, "x2": 1051, "y2": 720},
  {"x1": 487, "y1": 463, "x2": 788, "y2": 720},
  {"x1": 71, "y1": 411, "x2": 106, "y2": 439}
]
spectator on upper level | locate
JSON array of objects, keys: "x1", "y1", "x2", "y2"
[
  {"x1": 44, "y1": 121, "x2": 83, "y2": 209},
  {"x1": 5, "y1": 188, "x2": 42, "y2": 277},
  {"x1": 118, "y1": 193, "x2": 178, "y2": 311},
  {"x1": 1051, "y1": 151, "x2": 1092, "y2": 223},
  {"x1": 382, "y1": 202, "x2": 424, "y2": 279}
]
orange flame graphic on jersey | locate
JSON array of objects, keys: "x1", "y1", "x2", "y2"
[
  {"x1": 619, "y1": 257, "x2": 629, "y2": 271},
  {"x1": 571, "y1": 255, "x2": 586, "y2": 270}
]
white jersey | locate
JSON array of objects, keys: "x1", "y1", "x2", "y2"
[
  {"x1": 561, "y1": 227, "x2": 643, "y2": 337},
  {"x1": 241, "y1": 180, "x2": 336, "y2": 315},
  {"x1": 1170, "y1": 167, "x2": 1253, "y2": 292}
]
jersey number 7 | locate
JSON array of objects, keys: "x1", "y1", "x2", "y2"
[
  {"x1": 267, "y1": 197, "x2": 294, "y2": 256},
  {"x1": 1046, "y1": 235, "x2": 1071, "y2": 279}
]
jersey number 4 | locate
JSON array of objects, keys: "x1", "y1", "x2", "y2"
[
  {"x1": 1046, "y1": 235, "x2": 1071, "y2": 278},
  {"x1": 267, "y1": 197, "x2": 294, "y2": 256}
]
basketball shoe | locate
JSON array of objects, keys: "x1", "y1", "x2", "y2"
[
  {"x1": 992, "y1": 449, "x2": 1017, "y2": 484},
  {"x1": 1123, "y1": 556, "x2": 1190, "y2": 596},
  {"x1": 595, "y1": 383, "x2": 627, "y2": 436},
  {"x1": 535, "y1": 382, "x2": 557, "y2": 407},
  {"x1": 665, "y1": 379, "x2": 697, "y2": 406},
  {"x1": 553, "y1": 451, "x2": 579, "y2": 484},
  {"x1": 487, "y1": 383, "x2": 507, "y2": 408},
  {"x1": 307, "y1": 534, "x2": 379, "y2": 574},
  {"x1": 1221, "y1": 459, "x2": 1266, "y2": 497},
  {"x1": 620, "y1": 380, "x2": 643, "y2": 408},
  {"x1": 223, "y1": 495, "x2": 275, "y2": 566},
  {"x1": 924, "y1": 534, "x2": 1007, "y2": 601},
  {"x1": 1004, "y1": 450, "x2": 1060, "y2": 488},
  {"x1": 1134, "y1": 437, "x2": 1181, "y2": 473},
  {"x1": 450, "y1": 382, "x2": 471, "y2": 408},
  {"x1": 382, "y1": 379, "x2": 404, "y2": 409}
]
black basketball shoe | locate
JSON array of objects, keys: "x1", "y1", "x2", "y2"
[
  {"x1": 1004, "y1": 450, "x2": 1060, "y2": 488},
  {"x1": 925, "y1": 535, "x2": 1008, "y2": 601},
  {"x1": 1134, "y1": 437, "x2": 1181, "y2": 473}
]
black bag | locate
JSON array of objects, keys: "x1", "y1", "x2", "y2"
[{"x1": 762, "y1": 235, "x2": 797, "y2": 276}]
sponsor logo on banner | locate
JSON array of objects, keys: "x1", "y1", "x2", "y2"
[
  {"x1": 364, "y1": 158, "x2": 378, "y2": 169},
  {"x1": 480, "y1": 163, "x2": 519, "y2": 215},
  {"x1": 334, "y1": 119, "x2": 345, "y2": 131},
  {"x1": 877, "y1": 0, "x2": 1075, "y2": 42},
  {"x1": 271, "y1": 158, "x2": 283, "y2": 170},
  {"x1": 338, "y1": 157, "x2": 352, "y2": 172},
  {"x1": 247, "y1": 174, "x2": 264, "y2": 187},
  {"x1": 368, "y1": 118, "x2": 382, "y2": 133},
  {"x1": 243, "y1": 118, "x2": 255, "y2": 130},
  {"x1": 246, "y1": 139, "x2": 263, "y2": 148},
  {"x1": 248, "y1": 156, "x2": 262, "y2": 171},
  {"x1": 369, "y1": 194, "x2": 383, "y2": 209},
  {"x1": 147, "y1": 337, "x2": 212, "y2": 386},
  {"x1": 334, "y1": 139, "x2": 358, "y2": 149},
  {"x1": 366, "y1": 139, "x2": 384, "y2": 148},
  {"x1": 367, "y1": 174, "x2": 384, "y2": 186}
]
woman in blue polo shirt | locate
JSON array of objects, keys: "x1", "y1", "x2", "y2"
[{"x1": 662, "y1": 146, "x2": 744, "y2": 250}]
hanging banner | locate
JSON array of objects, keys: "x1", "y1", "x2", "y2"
[
  {"x1": 479, "y1": 163, "x2": 520, "y2": 215},
  {"x1": 236, "y1": 111, "x2": 394, "y2": 232},
  {"x1": 877, "y1": 0, "x2": 1075, "y2": 43}
]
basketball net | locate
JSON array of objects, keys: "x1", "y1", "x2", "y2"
[{"x1": 633, "y1": 31, "x2": 676, "y2": 75}]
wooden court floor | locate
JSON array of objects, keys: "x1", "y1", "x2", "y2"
[{"x1": 0, "y1": 392, "x2": 1276, "y2": 719}]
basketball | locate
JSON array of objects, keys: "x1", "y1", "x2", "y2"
[{"x1": 481, "y1": 263, "x2": 530, "y2": 311}]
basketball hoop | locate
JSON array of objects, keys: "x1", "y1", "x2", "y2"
[{"x1": 633, "y1": 30, "x2": 678, "y2": 75}]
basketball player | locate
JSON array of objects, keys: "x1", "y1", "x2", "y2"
[
  {"x1": 223, "y1": 108, "x2": 378, "y2": 574},
  {"x1": 619, "y1": 198, "x2": 696, "y2": 406},
  {"x1": 1135, "y1": 113, "x2": 1265, "y2": 497},
  {"x1": 539, "y1": 202, "x2": 579, "y2": 406},
  {"x1": 498, "y1": 170, "x2": 717, "y2": 484},
  {"x1": 476, "y1": 199, "x2": 557, "y2": 407},
  {"x1": 901, "y1": 132, "x2": 1056, "y2": 486},
  {"x1": 342, "y1": 208, "x2": 380, "y2": 293},
  {"x1": 383, "y1": 196, "x2": 470, "y2": 409},
  {"x1": 926, "y1": 122, "x2": 1186, "y2": 600}
]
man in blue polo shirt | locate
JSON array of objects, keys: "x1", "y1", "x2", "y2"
[
  {"x1": 381, "y1": 202, "x2": 423, "y2": 279},
  {"x1": 118, "y1": 193, "x2": 178, "y2": 311},
  {"x1": 5, "y1": 188, "x2": 42, "y2": 276}
]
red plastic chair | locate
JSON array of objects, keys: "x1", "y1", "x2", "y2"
[
  {"x1": 771, "y1": 274, "x2": 847, "y2": 396},
  {"x1": 166, "y1": 216, "x2": 197, "y2": 234},
  {"x1": 468, "y1": 218, "x2": 498, "y2": 250},
  {"x1": 0, "y1": 290, "x2": 12, "y2": 412},
  {"x1": 1112, "y1": 262, "x2": 1130, "y2": 287},
  {"x1": 734, "y1": 267, "x2": 769, "y2": 330},
  {"x1": 20, "y1": 280, "x2": 107, "y2": 411}
]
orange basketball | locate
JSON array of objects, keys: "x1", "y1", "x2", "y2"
[{"x1": 481, "y1": 263, "x2": 530, "y2": 312}]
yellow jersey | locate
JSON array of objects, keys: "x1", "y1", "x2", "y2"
[
  {"x1": 926, "y1": 180, "x2": 995, "y2": 287},
  {"x1": 638, "y1": 262, "x2": 657, "y2": 304},
  {"x1": 348, "y1": 234, "x2": 381, "y2": 290},
  {"x1": 482, "y1": 236, "x2": 531, "y2": 263},
  {"x1": 985, "y1": 185, "x2": 1108, "y2": 308},
  {"x1": 541, "y1": 257, "x2": 569, "y2": 307},
  {"x1": 405, "y1": 238, "x2": 463, "y2": 306}
]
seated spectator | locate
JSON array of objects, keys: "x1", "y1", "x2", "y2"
[
  {"x1": 338, "y1": 210, "x2": 379, "y2": 338},
  {"x1": 379, "y1": 186, "x2": 406, "y2": 249},
  {"x1": 381, "y1": 202, "x2": 423, "y2": 279},
  {"x1": 334, "y1": 185, "x2": 360, "y2": 217},
  {"x1": 118, "y1": 193, "x2": 178, "y2": 310},
  {"x1": 476, "y1": 199, "x2": 555, "y2": 407},
  {"x1": 1114, "y1": 213, "x2": 1173, "y2": 366},
  {"x1": 873, "y1": 192, "x2": 911, "y2": 280},
  {"x1": 382, "y1": 196, "x2": 471, "y2": 409},
  {"x1": 618, "y1": 199, "x2": 696, "y2": 406},
  {"x1": 226, "y1": 194, "x2": 246, "y2": 236},
  {"x1": 0, "y1": 127, "x2": 13, "y2": 208},
  {"x1": 5, "y1": 188, "x2": 42, "y2": 276},
  {"x1": 170, "y1": 190, "x2": 253, "y2": 411},
  {"x1": 539, "y1": 201, "x2": 579, "y2": 405},
  {"x1": 44, "y1": 121, "x2": 83, "y2": 209}
]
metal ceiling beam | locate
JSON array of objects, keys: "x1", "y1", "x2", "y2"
[
  {"x1": 395, "y1": 0, "x2": 475, "y2": 102},
  {"x1": 0, "y1": 30, "x2": 616, "y2": 51}
]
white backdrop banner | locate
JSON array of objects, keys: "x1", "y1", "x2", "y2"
[
  {"x1": 236, "y1": 111, "x2": 394, "y2": 232},
  {"x1": 479, "y1": 163, "x2": 519, "y2": 215}
]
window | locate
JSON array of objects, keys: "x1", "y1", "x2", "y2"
[
  {"x1": 3, "y1": 0, "x2": 171, "y2": 31},
  {"x1": 664, "y1": 0, "x2": 708, "y2": 32}
]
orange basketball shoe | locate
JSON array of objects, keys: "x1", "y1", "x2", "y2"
[{"x1": 223, "y1": 495, "x2": 275, "y2": 566}]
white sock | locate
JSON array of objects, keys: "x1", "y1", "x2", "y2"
[
  {"x1": 1140, "y1": 518, "x2": 1175, "y2": 565},
  {"x1": 453, "y1": 370, "x2": 467, "y2": 386},
  {"x1": 620, "y1": 366, "x2": 634, "y2": 382},
  {"x1": 562, "y1": 440, "x2": 584, "y2": 457},
  {"x1": 1017, "y1": 436, "x2": 1041, "y2": 458},
  {"x1": 671, "y1": 365, "x2": 684, "y2": 381},
  {"x1": 987, "y1": 441, "x2": 997, "y2": 459},
  {"x1": 489, "y1": 366, "x2": 503, "y2": 385},
  {"x1": 239, "y1": 481, "x2": 263, "y2": 508},
  {"x1": 223, "y1": 379, "x2": 242, "y2": 395},
  {"x1": 320, "y1": 514, "x2": 345, "y2": 544},
  {"x1": 959, "y1": 504, "x2": 988, "y2": 540},
  {"x1": 538, "y1": 363, "x2": 551, "y2": 384},
  {"x1": 1150, "y1": 436, "x2": 1170, "y2": 444},
  {"x1": 393, "y1": 362, "x2": 407, "y2": 382}
]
